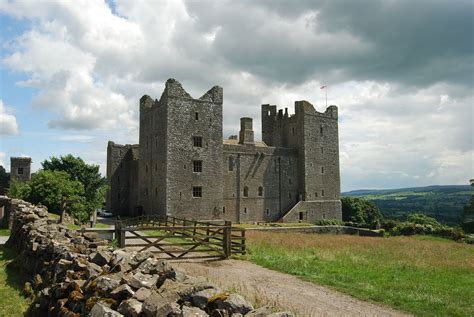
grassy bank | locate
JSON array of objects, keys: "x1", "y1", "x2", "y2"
[
  {"x1": 0, "y1": 247, "x2": 31, "y2": 316},
  {"x1": 245, "y1": 232, "x2": 474, "y2": 316}
]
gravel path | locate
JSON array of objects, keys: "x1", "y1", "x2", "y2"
[
  {"x1": 0, "y1": 236, "x2": 9, "y2": 245},
  {"x1": 174, "y1": 259, "x2": 411, "y2": 317}
]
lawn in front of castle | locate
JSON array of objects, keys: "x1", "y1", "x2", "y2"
[{"x1": 244, "y1": 232, "x2": 474, "y2": 317}]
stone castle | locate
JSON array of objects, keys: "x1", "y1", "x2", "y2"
[{"x1": 106, "y1": 79, "x2": 341, "y2": 223}]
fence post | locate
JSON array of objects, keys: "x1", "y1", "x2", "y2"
[
  {"x1": 223, "y1": 221, "x2": 232, "y2": 258},
  {"x1": 241, "y1": 229, "x2": 246, "y2": 255},
  {"x1": 115, "y1": 220, "x2": 122, "y2": 247},
  {"x1": 119, "y1": 223, "x2": 125, "y2": 248}
]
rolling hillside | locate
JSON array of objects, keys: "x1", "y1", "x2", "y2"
[{"x1": 343, "y1": 185, "x2": 473, "y2": 225}]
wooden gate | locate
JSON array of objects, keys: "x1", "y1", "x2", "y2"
[{"x1": 115, "y1": 216, "x2": 245, "y2": 260}]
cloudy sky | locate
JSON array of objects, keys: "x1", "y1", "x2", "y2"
[{"x1": 0, "y1": 0, "x2": 472, "y2": 191}]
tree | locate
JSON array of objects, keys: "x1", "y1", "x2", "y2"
[
  {"x1": 406, "y1": 213, "x2": 441, "y2": 227},
  {"x1": 341, "y1": 197, "x2": 383, "y2": 228},
  {"x1": 0, "y1": 165, "x2": 10, "y2": 195},
  {"x1": 8, "y1": 170, "x2": 88, "y2": 222},
  {"x1": 42, "y1": 155, "x2": 107, "y2": 218}
]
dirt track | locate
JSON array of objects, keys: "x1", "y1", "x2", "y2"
[{"x1": 174, "y1": 259, "x2": 411, "y2": 317}]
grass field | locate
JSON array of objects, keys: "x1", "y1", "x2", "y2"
[
  {"x1": 245, "y1": 232, "x2": 474, "y2": 317},
  {"x1": 0, "y1": 229, "x2": 10, "y2": 237},
  {"x1": 0, "y1": 247, "x2": 30, "y2": 316}
]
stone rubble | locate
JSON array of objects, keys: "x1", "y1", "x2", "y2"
[{"x1": 3, "y1": 197, "x2": 294, "y2": 317}]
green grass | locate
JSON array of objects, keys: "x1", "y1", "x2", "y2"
[
  {"x1": 0, "y1": 247, "x2": 31, "y2": 316},
  {"x1": 0, "y1": 229, "x2": 10, "y2": 237},
  {"x1": 245, "y1": 232, "x2": 474, "y2": 317}
]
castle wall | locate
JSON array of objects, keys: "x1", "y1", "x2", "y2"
[
  {"x1": 106, "y1": 142, "x2": 139, "y2": 216},
  {"x1": 222, "y1": 143, "x2": 299, "y2": 223},
  {"x1": 165, "y1": 82, "x2": 224, "y2": 220},
  {"x1": 138, "y1": 94, "x2": 168, "y2": 216},
  {"x1": 280, "y1": 200, "x2": 342, "y2": 223},
  {"x1": 294, "y1": 102, "x2": 340, "y2": 202}
]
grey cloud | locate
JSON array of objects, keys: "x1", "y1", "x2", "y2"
[{"x1": 185, "y1": 0, "x2": 474, "y2": 88}]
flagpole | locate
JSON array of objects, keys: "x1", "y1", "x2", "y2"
[{"x1": 326, "y1": 86, "x2": 328, "y2": 107}]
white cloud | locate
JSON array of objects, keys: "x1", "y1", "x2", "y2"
[
  {"x1": 0, "y1": 99, "x2": 19, "y2": 136},
  {"x1": 0, "y1": 0, "x2": 472, "y2": 190}
]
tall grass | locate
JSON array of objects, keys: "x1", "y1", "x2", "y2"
[{"x1": 246, "y1": 232, "x2": 474, "y2": 317}]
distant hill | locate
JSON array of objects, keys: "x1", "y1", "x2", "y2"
[{"x1": 342, "y1": 185, "x2": 473, "y2": 225}]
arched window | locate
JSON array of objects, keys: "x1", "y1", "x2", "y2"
[
  {"x1": 258, "y1": 186, "x2": 263, "y2": 197},
  {"x1": 228, "y1": 156, "x2": 234, "y2": 171},
  {"x1": 243, "y1": 186, "x2": 249, "y2": 197}
]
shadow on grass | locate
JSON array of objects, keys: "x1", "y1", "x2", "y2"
[{"x1": 0, "y1": 246, "x2": 33, "y2": 316}]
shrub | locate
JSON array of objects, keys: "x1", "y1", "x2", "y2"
[
  {"x1": 341, "y1": 197, "x2": 383, "y2": 228},
  {"x1": 316, "y1": 219, "x2": 345, "y2": 226},
  {"x1": 391, "y1": 220, "x2": 465, "y2": 241}
]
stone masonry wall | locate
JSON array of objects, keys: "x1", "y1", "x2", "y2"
[{"x1": 4, "y1": 196, "x2": 292, "y2": 317}]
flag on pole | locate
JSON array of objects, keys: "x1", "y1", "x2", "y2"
[{"x1": 320, "y1": 85, "x2": 327, "y2": 89}]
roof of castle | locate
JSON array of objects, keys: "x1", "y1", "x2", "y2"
[{"x1": 223, "y1": 139, "x2": 268, "y2": 147}]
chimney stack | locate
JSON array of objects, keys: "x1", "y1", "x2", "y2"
[{"x1": 239, "y1": 117, "x2": 255, "y2": 145}]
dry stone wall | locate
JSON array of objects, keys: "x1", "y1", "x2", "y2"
[{"x1": 5, "y1": 197, "x2": 292, "y2": 317}]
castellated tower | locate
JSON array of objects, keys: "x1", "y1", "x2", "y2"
[
  {"x1": 261, "y1": 101, "x2": 341, "y2": 221},
  {"x1": 138, "y1": 79, "x2": 224, "y2": 219}
]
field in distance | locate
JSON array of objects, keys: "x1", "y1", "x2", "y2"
[
  {"x1": 244, "y1": 231, "x2": 474, "y2": 317},
  {"x1": 343, "y1": 185, "x2": 472, "y2": 225}
]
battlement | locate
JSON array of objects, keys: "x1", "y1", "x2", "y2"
[
  {"x1": 140, "y1": 79, "x2": 223, "y2": 114},
  {"x1": 295, "y1": 100, "x2": 338, "y2": 119}
]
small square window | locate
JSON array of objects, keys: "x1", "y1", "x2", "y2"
[
  {"x1": 193, "y1": 136, "x2": 203, "y2": 147},
  {"x1": 193, "y1": 160, "x2": 202, "y2": 173},
  {"x1": 17, "y1": 167, "x2": 23, "y2": 175},
  {"x1": 192, "y1": 186, "x2": 202, "y2": 198}
]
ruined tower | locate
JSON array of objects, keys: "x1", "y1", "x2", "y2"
[{"x1": 10, "y1": 157, "x2": 32, "y2": 182}]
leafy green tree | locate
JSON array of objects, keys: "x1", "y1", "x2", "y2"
[
  {"x1": 0, "y1": 165, "x2": 10, "y2": 195},
  {"x1": 7, "y1": 177, "x2": 30, "y2": 199},
  {"x1": 8, "y1": 170, "x2": 89, "y2": 222},
  {"x1": 406, "y1": 213, "x2": 441, "y2": 227},
  {"x1": 42, "y1": 154, "x2": 107, "y2": 217},
  {"x1": 341, "y1": 197, "x2": 383, "y2": 227}
]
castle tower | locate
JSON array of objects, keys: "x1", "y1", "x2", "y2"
[
  {"x1": 138, "y1": 79, "x2": 224, "y2": 219},
  {"x1": 293, "y1": 101, "x2": 340, "y2": 206},
  {"x1": 10, "y1": 157, "x2": 31, "y2": 182}
]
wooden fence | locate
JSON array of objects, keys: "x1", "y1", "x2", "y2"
[{"x1": 115, "y1": 215, "x2": 245, "y2": 260}]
